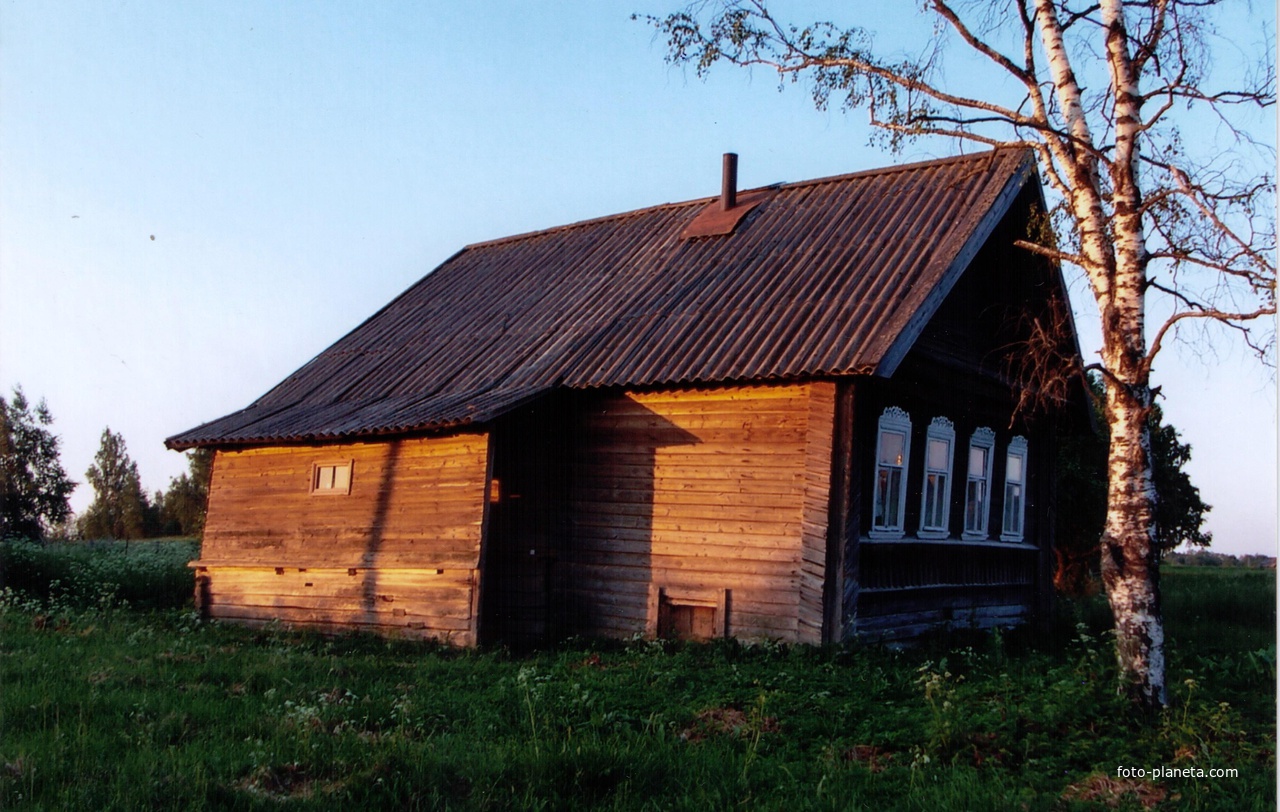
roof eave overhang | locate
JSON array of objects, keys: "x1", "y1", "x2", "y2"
[
  {"x1": 871, "y1": 151, "x2": 1038, "y2": 379},
  {"x1": 163, "y1": 387, "x2": 554, "y2": 451}
]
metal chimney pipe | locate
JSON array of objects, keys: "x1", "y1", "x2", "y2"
[{"x1": 721, "y1": 153, "x2": 738, "y2": 211}]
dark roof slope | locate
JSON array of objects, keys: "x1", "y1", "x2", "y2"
[{"x1": 169, "y1": 149, "x2": 1036, "y2": 449}]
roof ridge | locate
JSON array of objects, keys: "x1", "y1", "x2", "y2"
[
  {"x1": 774, "y1": 147, "x2": 1029, "y2": 190},
  {"x1": 463, "y1": 148, "x2": 1027, "y2": 252},
  {"x1": 463, "y1": 197, "x2": 707, "y2": 251}
]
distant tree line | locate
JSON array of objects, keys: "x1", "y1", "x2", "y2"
[
  {"x1": 0, "y1": 388, "x2": 75, "y2": 539},
  {"x1": 78, "y1": 428, "x2": 212, "y2": 540},
  {"x1": 0, "y1": 386, "x2": 211, "y2": 542},
  {"x1": 1164, "y1": 550, "x2": 1275, "y2": 569}
]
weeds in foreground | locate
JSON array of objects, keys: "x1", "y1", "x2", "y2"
[
  {"x1": 0, "y1": 552, "x2": 1273, "y2": 810},
  {"x1": 0, "y1": 538, "x2": 196, "y2": 611}
]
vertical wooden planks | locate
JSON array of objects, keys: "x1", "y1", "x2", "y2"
[{"x1": 823, "y1": 381, "x2": 859, "y2": 644}]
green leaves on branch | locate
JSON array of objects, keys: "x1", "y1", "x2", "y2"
[{"x1": 1056, "y1": 373, "x2": 1211, "y2": 594}]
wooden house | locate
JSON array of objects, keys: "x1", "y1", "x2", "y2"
[{"x1": 168, "y1": 149, "x2": 1084, "y2": 646}]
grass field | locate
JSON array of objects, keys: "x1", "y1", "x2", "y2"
[{"x1": 0, "y1": 541, "x2": 1273, "y2": 810}]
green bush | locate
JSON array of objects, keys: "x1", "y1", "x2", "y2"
[{"x1": 0, "y1": 538, "x2": 197, "y2": 611}]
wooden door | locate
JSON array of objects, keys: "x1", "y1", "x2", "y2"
[{"x1": 478, "y1": 397, "x2": 574, "y2": 647}]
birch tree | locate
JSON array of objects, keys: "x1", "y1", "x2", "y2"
[{"x1": 647, "y1": 0, "x2": 1275, "y2": 707}]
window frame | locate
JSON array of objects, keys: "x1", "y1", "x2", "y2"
[
  {"x1": 310, "y1": 460, "x2": 354, "y2": 496},
  {"x1": 962, "y1": 427, "x2": 996, "y2": 540},
  {"x1": 917, "y1": 417, "x2": 955, "y2": 539},
  {"x1": 1000, "y1": 437, "x2": 1028, "y2": 542},
  {"x1": 870, "y1": 406, "x2": 912, "y2": 539}
]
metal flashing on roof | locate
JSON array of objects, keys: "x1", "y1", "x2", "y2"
[{"x1": 680, "y1": 188, "x2": 776, "y2": 239}]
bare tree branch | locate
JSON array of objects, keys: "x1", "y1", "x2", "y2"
[
  {"x1": 1147, "y1": 305, "x2": 1276, "y2": 370},
  {"x1": 1013, "y1": 238, "x2": 1094, "y2": 270}
]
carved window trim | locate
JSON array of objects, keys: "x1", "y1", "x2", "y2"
[
  {"x1": 1000, "y1": 437, "x2": 1028, "y2": 542},
  {"x1": 870, "y1": 406, "x2": 912, "y2": 539},
  {"x1": 917, "y1": 417, "x2": 955, "y2": 539},
  {"x1": 962, "y1": 427, "x2": 996, "y2": 540}
]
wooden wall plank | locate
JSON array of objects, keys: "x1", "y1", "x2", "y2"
[
  {"x1": 798, "y1": 381, "x2": 835, "y2": 645},
  {"x1": 198, "y1": 432, "x2": 489, "y2": 641},
  {"x1": 197, "y1": 564, "x2": 480, "y2": 645},
  {"x1": 564, "y1": 383, "x2": 830, "y2": 643}
]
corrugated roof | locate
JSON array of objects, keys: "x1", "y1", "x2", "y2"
[{"x1": 168, "y1": 149, "x2": 1036, "y2": 449}]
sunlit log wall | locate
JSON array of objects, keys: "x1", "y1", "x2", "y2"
[
  {"x1": 560, "y1": 382, "x2": 834, "y2": 644},
  {"x1": 193, "y1": 433, "x2": 491, "y2": 645}
]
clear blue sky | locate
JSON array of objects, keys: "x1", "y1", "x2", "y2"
[{"x1": 1, "y1": 1, "x2": 1274, "y2": 554}]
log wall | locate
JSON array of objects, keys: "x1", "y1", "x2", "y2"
[
  {"x1": 563, "y1": 382, "x2": 834, "y2": 644},
  {"x1": 854, "y1": 540, "x2": 1039, "y2": 640},
  {"x1": 194, "y1": 432, "x2": 490, "y2": 644},
  {"x1": 847, "y1": 364, "x2": 1049, "y2": 640}
]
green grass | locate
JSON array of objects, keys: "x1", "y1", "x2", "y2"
[
  {"x1": 0, "y1": 548, "x2": 1273, "y2": 810},
  {"x1": 1162, "y1": 565, "x2": 1276, "y2": 651}
]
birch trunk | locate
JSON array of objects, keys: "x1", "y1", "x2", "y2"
[
  {"x1": 1038, "y1": 0, "x2": 1167, "y2": 708},
  {"x1": 1099, "y1": 362, "x2": 1166, "y2": 707},
  {"x1": 1098, "y1": 0, "x2": 1166, "y2": 709}
]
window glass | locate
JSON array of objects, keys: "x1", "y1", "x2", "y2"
[
  {"x1": 968, "y1": 445, "x2": 987, "y2": 477},
  {"x1": 879, "y1": 431, "x2": 905, "y2": 466},
  {"x1": 1003, "y1": 483, "x2": 1023, "y2": 532},
  {"x1": 1006, "y1": 453, "x2": 1023, "y2": 482},
  {"x1": 923, "y1": 473, "x2": 946, "y2": 527},
  {"x1": 875, "y1": 468, "x2": 902, "y2": 527},
  {"x1": 965, "y1": 478, "x2": 987, "y2": 532},
  {"x1": 333, "y1": 463, "x2": 351, "y2": 492},
  {"x1": 927, "y1": 438, "x2": 949, "y2": 470}
]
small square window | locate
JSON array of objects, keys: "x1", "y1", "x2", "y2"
[{"x1": 311, "y1": 461, "x2": 353, "y2": 495}]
